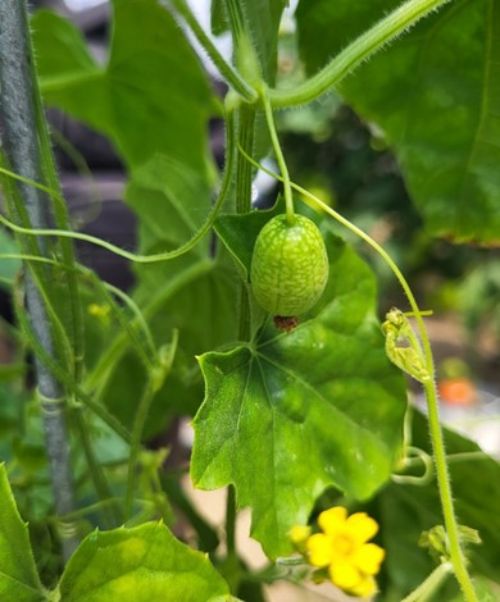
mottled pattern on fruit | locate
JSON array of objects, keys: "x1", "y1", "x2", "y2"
[{"x1": 251, "y1": 214, "x2": 329, "y2": 317}]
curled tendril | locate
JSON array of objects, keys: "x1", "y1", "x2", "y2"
[{"x1": 392, "y1": 446, "x2": 434, "y2": 486}]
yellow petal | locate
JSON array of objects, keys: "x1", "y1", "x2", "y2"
[
  {"x1": 306, "y1": 533, "x2": 333, "y2": 567},
  {"x1": 350, "y1": 575, "x2": 378, "y2": 597},
  {"x1": 346, "y1": 512, "x2": 379, "y2": 543},
  {"x1": 318, "y1": 506, "x2": 347, "y2": 535},
  {"x1": 329, "y1": 561, "x2": 362, "y2": 590},
  {"x1": 352, "y1": 543, "x2": 386, "y2": 575},
  {"x1": 289, "y1": 525, "x2": 311, "y2": 545}
]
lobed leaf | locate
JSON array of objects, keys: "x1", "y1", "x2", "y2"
[{"x1": 191, "y1": 230, "x2": 407, "y2": 557}]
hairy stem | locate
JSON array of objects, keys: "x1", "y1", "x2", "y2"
[
  {"x1": 269, "y1": 0, "x2": 453, "y2": 107},
  {"x1": 401, "y1": 562, "x2": 452, "y2": 602},
  {"x1": 261, "y1": 88, "x2": 294, "y2": 221},
  {"x1": 0, "y1": 0, "x2": 78, "y2": 558},
  {"x1": 169, "y1": 0, "x2": 257, "y2": 102},
  {"x1": 125, "y1": 331, "x2": 178, "y2": 519}
]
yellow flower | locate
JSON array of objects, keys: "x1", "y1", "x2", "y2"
[{"x1": 305, "y1": 506, "x2": 385, "y2": 597}]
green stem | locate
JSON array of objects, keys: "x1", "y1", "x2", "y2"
[
  {"x1": 239, "y1": 152, "x2": 478, "y2": 602},
  {"x1": 226, "y1": 485, "x2": 237, "y2": 556},
  {"x1": 222, "y1": 102, "x2": 257, "y2": 561},
  {"x1": 225, "y1": 0, "x2": 245, "y2": 41},
  {"x1": 125, "y1": 381, "x2": 156, "y2": 519},
  {"x1": 170, "y1": 0, "x2": 257, "y2": 102},
  {"x1": 125, "y1": 329, "x2": 178, "y2": 519},
  {"x1": 422, "y1": 381, "x2": 478, "y2": 602},
  {"x1": 71, "y1": 407, "x2": 119, "y2": 528},
  {"x1": 32, "y1": 53, "x2": 85, "y2": 384},
  {"x1": 235, "y1": 105, "x2": 255, "y2": 215},
  {"x1": 260, "y1": 87, "x2": 294, "y2": 221},
  {"x1": 268, "y1": 0, "x2": 453, "y2": 107},
  {"x1": 0, "y1": 0, "x2": 78, "y2": 559},
  {"x1": 235, "y1": 104, "x2": 255, "y2": 342},
  {"x1": 401, "y1": 562, "x2": 452, "y2": 602}
]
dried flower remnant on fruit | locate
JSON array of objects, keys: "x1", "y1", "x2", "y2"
[
  {"x1": 273, "y1": 315, "x2": 299, "y2": 332},
  {"x1": 290, "y1": 506, "x2": 385, "y2": 597}
]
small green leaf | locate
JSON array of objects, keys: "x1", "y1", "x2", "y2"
[
  {"x1": 191, "y1": 234, "x2": 406, "y2": 557},
  {"x1": 0, "y1": 464, "x2": 45, "y2": 601},
  {"x1": 215, "y1": 201, "x2": 282, "y2": 278},
  {"x1": 33, "y1": 0, "x2": 216, "y2": 171},
  {"x1": 296, "y1": 0, "x2": 500, "y2": 243},
  {"x1": 58, "y1": 522, "x2": 230, "y2": 601}
]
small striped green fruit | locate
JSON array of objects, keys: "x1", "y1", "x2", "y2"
[{"x1": 250, "y1": 214, "x2": 329, "y2": 317}]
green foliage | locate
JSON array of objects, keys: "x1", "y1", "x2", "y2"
[
  {"x1": 296, "y1": 0, "x2": 500, "y2": 243},
  {"x1": 0, "y1": 1, "x2": 497, "y2": 600},
  {"x1": 0, "y1": 464, "x2": 45, "y2": 601},
  {"x1": 192, "y1": 230, "x2": 406, "y2": 557},
  {"x1": 33, "y1": 0, "x2": 216, "y2": 172},
  {"x1": 57, "y1": 522, "x2": 230, "y2": 601},
  {"x1": 211, "y1": 0, "x2": 288, "y2": 83},
  {"x1": 376, "y1": 412, "x2": 500, "y2": 598}
]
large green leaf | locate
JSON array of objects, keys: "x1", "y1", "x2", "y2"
[
  {"x1": 296, "y1": 0, "x2": 500, "y2": 243},
  {"x1": 191, "y1": 230, "x2": 407, "y2": 557},
  {"x1": 376, "y1": 411, "x2": 500, "y2": 599},
  {"x1": 0, "y1": 464, "x2": 44, "y2": 602},
  {"x1": 57, "y1": 522, "x2": 230, "y2": 601},
  {"x1": 33, "y1": 0, "x2": 215, "y2": 171}
]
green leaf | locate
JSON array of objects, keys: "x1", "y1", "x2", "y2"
[
  {"x1": 296, "y1": 0, "x2": 500, "y2": 243},
  {"x1": 215, "y1": 200, "x2": 282, "y2": 278},
  {"x1": 0, "y1": 464, "x2": 44, "y2": 602},
  {"x1": 376, "y1": 411, "x2": 500, "y2": 598},
  {"x1": 33, "y1": 0, "x2": 215, "y2": 171},
  {"x1": 126, "y1": 154, "x2": 212, "y2": 255},
  {"x1": 212, "y1": 0, "x2": 287, "y2": 83},
  {"x1": 191, "y1": 232, "x2": 407, "y2": 557},
  {"x1": 211, "y1": 0, "x2": 228, "y2": 36},
  {"x1": 32, "y1": 9, "x2": 95, "y2": 76},
  {"x1": 57, "y1": 522, "x2": 230, "y2": 601}
]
